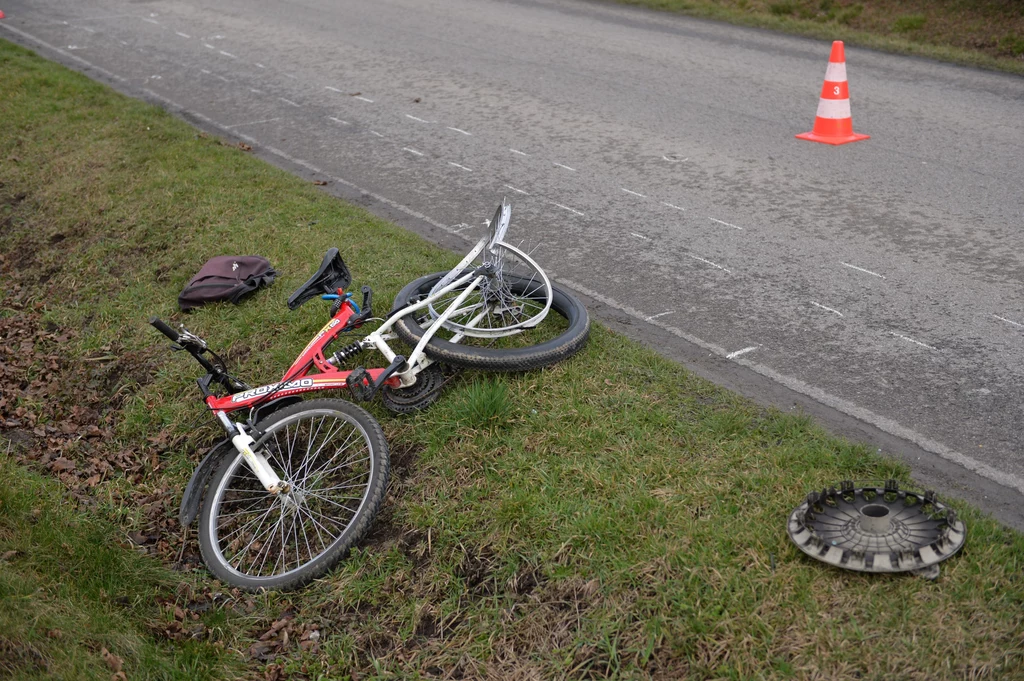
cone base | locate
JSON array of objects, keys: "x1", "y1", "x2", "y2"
[{"x1": 796, "y1": 131, "x2": 870, "y2": 146}]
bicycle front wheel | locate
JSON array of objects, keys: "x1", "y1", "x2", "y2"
[
  {"x1": 391, "y1": 275, "x2": 590, "y2": 371},
  {"x1": 198, "y1": 399, "x2": 389, "y2": 591}
]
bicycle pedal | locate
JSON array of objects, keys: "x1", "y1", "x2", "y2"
[{"x1": 346, "y1": 367, "x2": 373, "y2": 402}]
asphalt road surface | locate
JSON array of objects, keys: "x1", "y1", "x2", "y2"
[{"x1": 3, "y1": 0, "x2": 1023, "y2": 528}]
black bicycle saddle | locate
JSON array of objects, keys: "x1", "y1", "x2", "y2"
[{"x1": 287, "y1": 248, "x2": 353, "y2": 310}]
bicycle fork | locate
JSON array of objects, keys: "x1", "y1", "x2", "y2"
[{"x1": 215, "y1": 411, "x2": 286, "y2": 493}]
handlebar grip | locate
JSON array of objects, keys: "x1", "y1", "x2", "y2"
[{"x1": 149, "y1": 316, "x2": 180, "y2": 342}]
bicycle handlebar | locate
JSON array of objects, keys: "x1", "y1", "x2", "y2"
[{"x1": 149, "y1": 317, "x2": 180, "y2": 342}]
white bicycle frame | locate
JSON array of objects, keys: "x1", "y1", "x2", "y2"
[
  {"x1": 229, "y1": 217, "x2": 551, "y2": 494},
  {"x1": 360, "y1": 236, "x2": 552, "y2": 387}
]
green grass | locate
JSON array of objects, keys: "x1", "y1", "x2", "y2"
[
  {"x1": 2, "y1": 39, "x2": 1024, "y2": 680},
  {"x1": 613, "y1": 0, "x2": 1024, "y2": 75},
  {"x1": 0, "y1": 453, "x2": 238, "y2": 680}
]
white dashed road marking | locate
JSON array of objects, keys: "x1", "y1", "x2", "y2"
[
  {"x1": 709, "y1": 217, "x2": 743, "y2": 230},
  {"x1": 354, "y1": 96, "x2": 373, "y2": 103},
  {"x1": 402, "y1": 147, "x2": 424, "y2": 156},
  {"x1": 448, "y1": 162, "x2": 472, "y2": 172},
  {"x1": 646, "y1": 311, "x2": 674, "y2": 321},
  {"x1": 687, "y1": 254, "x2": 730, "y2": 272},
  {"x1": 662, "y1": 202, "x2": 685, "y2": 211},
  {"x1": 622, "y1": 188, "x2": 645, "y2": 198},
  {"x1": 553, "y1": 162, "x2": 576, "y2": 171},
  {"x1": 505, "y1": 184, "x2": 529, "y2": 195},
  {"x1": 552, "y1": 202, "x2": 584, "y2": 217},
  {"x1": 405, "y1": 114, "x2": 430, "y2": 123},
  {"x1": 841, "y1": 262, "x2": 886, "y2": 279},
  {"x1": 328, "y1": 117, "x2": 348, "y2": 124},
  {"x1": 279, "y1": 97, "x2": 300, "y2": 107},
  {"x1": 509, "y1": 148, "x2": 528, "y2": 156},
  {"x1": 630, "y1": 232, "x2": 649, "y2": 240},
  {"x1": 175, "y1": 32, "x2": 190, "y2": 38},
  {"x1": 325, "y1": 86, "x2": 343, "y2": 93},
  {"x1": 891, "y1": 332, "x2": 937, "y2": 350},
  {"x1": 219, "y1": 50, "x2": 237, "y2": 59},
  {"x1": 811, "y1": 301, "x2": 844, "y2": 317},
  {"x1": 994, "y1": 315, "x2": 1024, "y2": 329},
  {"x1": 447, "y1": 127, "x2": 471, "y2": 135}
]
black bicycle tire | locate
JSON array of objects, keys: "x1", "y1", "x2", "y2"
[
  {"x1": 197, "y1": 398, "x2": 389, "y2": 591},
  {"x1": 390, "y1": 273, "x2": 590, "y2": 371}
]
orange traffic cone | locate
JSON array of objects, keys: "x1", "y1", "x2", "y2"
[{"x1": 796, "y1": 41, "x2": 869, "y2": 146}]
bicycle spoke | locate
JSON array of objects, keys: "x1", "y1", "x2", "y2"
[
  {"x1": 235, "y1": 504, "x2": 282, "y2": 575},
  {"x1": 298, "y1": 512, "x2": 317, "y2": 565},
  {"x1": 298, "y1": 432, "x2": 366, "y2": 484},
  {"x1": 303, "y1": 492, "x2": 361, "y2": 516},
  {"x1": 298, "y1": 417, "x2": 353, "y2": 478},
  {"x1": 305, "y1": 480, "x2": 371, "y2": 494},
  {"x1": 293, "y1": 414, "x2": 344, "y2": 481},
  {"x1": 303, "y1": 453, "x2": 370, "y2": 485},
  {"x1": 218, "y1": 502, "x2": 276, "y2": 547},
  {"x1": 302, "y1": 507, "x2": 343, "y2": 544}
]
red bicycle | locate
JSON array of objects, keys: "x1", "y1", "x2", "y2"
[{"x1": 151, "y1": 201, "x2": 589, "y2": 590}]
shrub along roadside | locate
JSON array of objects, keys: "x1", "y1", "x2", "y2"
[{"x1": 2, "y1": 39, "x2": 1023, "y2": 680}]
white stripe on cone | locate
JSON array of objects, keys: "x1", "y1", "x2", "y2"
[
  {"x1": 823, "y1": 62, "x2": 848, "y2": 82},
  {"x1": 815, "y1": 97, "x2": 852, "y2": 120}
]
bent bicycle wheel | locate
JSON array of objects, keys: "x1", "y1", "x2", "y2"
[
  {"x1": 425, "y1": 241, "x2": 553, "y2": 338},
  {"x1": 390, "y1": 274, "x2": 590, "y2": 371},
  {"x1": 198, "y1": 399, "x2": 389, "y2": 591}
]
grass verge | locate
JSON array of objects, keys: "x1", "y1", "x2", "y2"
[
  {"x1": 0, "y1": 453, "x2": 239, "y2": 680},
  {"x1": 2, "y1": 39, "x2": 1023, "y2": 680},
  {"x1": 612, "y1": 0, "x2": 1024, "y2": 75}
]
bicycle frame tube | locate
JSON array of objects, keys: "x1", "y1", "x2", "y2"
[
  {"x1": 204, "y1": 267, "x2": 491, "y2": 422},
  {"x1": 367, "y1": 269, "x2": 483, "y2": 370},
  {"x1": 205, "y1": 293, "x2": 398, "y2": 415}
]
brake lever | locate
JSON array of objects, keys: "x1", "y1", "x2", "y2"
[{"x1": 177, "y1": 326, "x2": 208, "y2": 351}]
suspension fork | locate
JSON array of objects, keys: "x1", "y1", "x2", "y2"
[{"x1": 215, "y1": 411, "x2": 285, "y2": 493}]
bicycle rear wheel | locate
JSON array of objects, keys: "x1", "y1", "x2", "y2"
[
  {"x1": 198, "y1": 399, "x2": 389, "y2": 591},
  {"x1": 390, "y1": 274, "x2": 590, "y2": 371}
]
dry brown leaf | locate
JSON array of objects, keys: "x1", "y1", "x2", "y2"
[
  {"x1": 238, "y1": 143, "x2": 252, "y2": 151},
  {"x1": 101, "y1": 647, "x2": 123, "y2": 673},
  {"x1": 50, "y1": 457, "x2": 76, "y2": 472}
]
